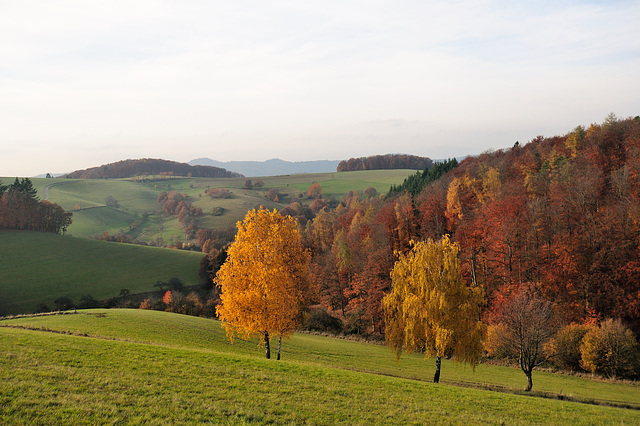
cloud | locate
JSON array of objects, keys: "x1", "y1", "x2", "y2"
[{"x1": 1, "y1": 1, "x2": 639, "y2": 176}]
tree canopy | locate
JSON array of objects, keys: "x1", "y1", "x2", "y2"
[
  {"x1": 215, "y1": 207, "x2": 315, "y2": 359},
  {"x1": 382, "y1": 236, "x2": 486, "y2": 382}
]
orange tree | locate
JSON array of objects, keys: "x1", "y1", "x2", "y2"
[
  {"x1": 382, "y1": 236, "x2": 486, "y2": 382},
  {"x1": 215, "y1": 207, "x2": 315, "y2": 359}
]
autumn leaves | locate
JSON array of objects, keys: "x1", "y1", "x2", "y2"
[
  {"x1": 215, "y1": 208, "x2": 314, "y2": 360},
  {"x1": 382, "y1": 237, "x2": 485, "y2": 383},
  {"x1": 216, "y1": 207, "x2": 486, "y2": 377}
]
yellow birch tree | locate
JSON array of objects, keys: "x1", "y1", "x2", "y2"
[
  {"x1": 382, "y1": 235, "x2": 486, "y2": 382},
  {"x1": 216, "y1": 207, "x2": 315, "y2": 359}
]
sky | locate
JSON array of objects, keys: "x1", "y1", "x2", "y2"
[{"x1": 1, "y1": 1, "x2": 639, "y2": 177}]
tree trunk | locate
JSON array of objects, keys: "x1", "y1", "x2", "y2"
[
  {"x1": 277, "y1": 334, "x2": 283, "y2": 360},
  {"x1": 525, "y1": 371, "x2": 533, "y2": 392},
  {"x1": 433, "y1": 356, "x2": 442, "y2": 383},
  {"x1": 264, "y1": 331, "x2": 271, "y2": 359}
]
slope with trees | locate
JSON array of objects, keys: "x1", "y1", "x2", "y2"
[
  {"x1": 0, "y1": 178, "x2": 72, "y2": 234},
  {"x1": 296, "y1": 114, "x2": 640, "y2": 380},
  {"x1": 64, "y1": 158, "x2": 242, "y2": 179}
]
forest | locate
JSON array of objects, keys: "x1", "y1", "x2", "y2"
[
  {"x1": 0, "y1": 178, "x2": 72, "y2": 234},
  {"x1": 337, "y1": 154, "x2": 432, "y2": 172},
  {"x1": 182, "y1": 116, "x2": 640, "y2": 342},
  {"x1": 63, "y1": 158, "x2": 242, "y2": 179}
]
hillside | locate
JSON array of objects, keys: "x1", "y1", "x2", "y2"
[
  {"x1": 63, "y1": 158, "x2": 242, "y2": 179},
  {"x1": 34, "y1": 169, "x2": 415, "y2": 246},
  {"x1": 1, "y1": 309, "x2": 638, "y2": 424},
  {"x1": 189, "y1": 157, "x2": 341, "y2": 177},
  {"x1": 0, "y1": 231, "x2": 204, "y2": 315}
]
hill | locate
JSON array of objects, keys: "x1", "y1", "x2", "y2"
[
  {"x1": 294, "y1": 115, "x2": 640, "y2": 339},
  {"x1": 63, "y1": 158, "x2": 242, "y2": 179},
  {"x1": 1, "y1": 309, "x2": 638, "y2": 424},
  {"x1": 189, "y1": 157, "x2": 341, "y2": 177},
  {"x1": 32, "y1": 169, "x2": 415, "y2": 246},
  {"x1": 0, "y1": 231, "x2": 204, "y2": 315}
]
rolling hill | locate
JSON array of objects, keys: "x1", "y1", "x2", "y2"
[
  {"x1": 1, "y1": 309, "x2": 638, "y2": 424},
  {"x1": 0, "y1": 231, "x2": 204, "y2": 315},
  {"x1": 63, "y1": 158, "x2": 242, "y2": 179},
  {"x1": 21, "y1": 169, "x2": 415, "y2": 245}
]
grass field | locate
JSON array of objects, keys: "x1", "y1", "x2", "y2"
[
  {"x1": 7, "y1": 170, "x2": 415, "y2": 244},
  {"x1": 0, "y1": 231, "x2": 204, "y2": 315},
  {"x1": 1, "y1": 309, "x2": 639, "y2": 424}
]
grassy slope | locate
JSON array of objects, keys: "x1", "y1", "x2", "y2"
[
  {"x1": 0, "y1": 231, "x2": 204, "y2": 315},
  {"x1": 1, "y1": 310, "x2": 639, "y2": 425},
  {"x1": 18, "y1": 171, "x2": 414, "y2": 243}
]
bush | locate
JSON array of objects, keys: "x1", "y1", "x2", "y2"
[
  {"x1": 483, "y1": 323, "x2": 509, "y2": 358},
  {"x1": 304, "y1": 309, "x2": 343, "y2": 334},
  {"x1": 54, "y1": 296, "x2": 75, "y2": 311},
  {"x1": 546, "y1": 323, "x2": 591, "y2": 371},
  {"x1": 580, "y1": 318, "x2": 639, "y2": 379}
]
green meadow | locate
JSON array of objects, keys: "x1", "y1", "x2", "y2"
[
  {"x1": 1, "y1": 309, "x2": 639, "y2": 424},
  {"x1": 15, "y1": 170, "x2": 415, "y2": 244},
  {"x1": 0, "y1": 231, "x2": 204, "y2": 315}
]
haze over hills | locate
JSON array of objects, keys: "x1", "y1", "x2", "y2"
[{"x1": 189, "y1": 158, "x2": 341, "y2": 177}]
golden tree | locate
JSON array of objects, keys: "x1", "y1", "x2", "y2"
[
  {"x1": 216, "y1": 207, "x2": 314, "y2": 359},
  {"x1": 382, "y1": 236, "x2": 486, "y2": 382}
]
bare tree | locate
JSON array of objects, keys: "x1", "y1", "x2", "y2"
[{"x1": 492, "y1": 286, "x2": 556, "y2": 391}]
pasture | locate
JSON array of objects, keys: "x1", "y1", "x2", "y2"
[
  {"x1": 15, "y1": 170, "x2": 415, "y2": 243},
  {"x1": 1, "y1": 309, "x2": 638, "y2": 424},
  {"x1": 0, "y1": 231, "x2": 204, "y2": 315}
]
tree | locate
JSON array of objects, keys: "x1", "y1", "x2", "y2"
[
  {"x1": 215, "y1": 207, "x2": 315, "y2": 359},
  {"x1": 382, "y1": 236, "x2": 486, "y2": 383},
  {"x1": 307, "y1": 182, "x2": 322, "y2": 199},
  {"x1": 580, "y1": 318, "x2": 639, "y2": 379},
  {"x1": 489, "y1": 285, "x2": 556, "y2": 391}
]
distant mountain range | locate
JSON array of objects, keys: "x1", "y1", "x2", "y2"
[{"x1": 188, "y1": 158, "x2": 341, "y2": 177}]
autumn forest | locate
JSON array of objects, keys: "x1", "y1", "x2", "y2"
[{"x1": 3, "y1": 114, "x2": 640, "y2": 385}]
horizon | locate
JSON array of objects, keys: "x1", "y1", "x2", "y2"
[{"x1": 2, "y1": 1, "x2": 639, "y2": 177}]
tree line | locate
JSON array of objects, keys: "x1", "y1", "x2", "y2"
[
  {"x1": 0, "y1": 178, "x2": 72, "y2": 234},
  {"x1": 337, "y1": 154, "x2": 433, "y2": 172}
]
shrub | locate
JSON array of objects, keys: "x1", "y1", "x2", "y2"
[
  {"x1": 139, "y1": 299, "x2": 152, "y2": 310},
  {"x1": 304, "y1": 309, "x2": 343, "y2": 334},
  {"x1": 546, "y1": 323, "x2": 591, "y2": 371},
  {"x1": 483, "y1": 323, "x2": 509, "y2": 358},
  {"x1": 580, "y1": 318, "x2": 639, "y2": 379},
  {"x1": 54, "y1": 296, "x2": 75, "y2": 311}
]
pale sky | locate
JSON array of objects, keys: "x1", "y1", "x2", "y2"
[{"x1": 1, "y1": 0, "x2": 639, "y2": 177}]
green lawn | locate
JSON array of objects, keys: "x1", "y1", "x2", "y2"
[
  {"x1": 0, "y1": 231, "x2": 204, "y2": 315},
  {"x1": 1, "y1": 309, "x2": 638, "y2": 424}
]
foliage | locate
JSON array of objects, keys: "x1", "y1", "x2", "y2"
[
  {"x1": 204, "y1": 187, "x2": 232, "y2": 199},
  {"x1": 215, "y1": 207, "x2": 315, "y2": 359},
  {"x1": 546, "y1": 323, "x2": 592, "y2": 372},
  {"x1": 382, "y1": 236, "x2": 486, "y2": 382},
  {"x1": 307, "y1": 182, "x2": 323, "y2": 199},
  {"x1": 580, "y1": 318, "x2": 639, "y2": 379},
  {"x1": 0, "y1": 178, "x2": 72, "y2": 234},
  {"x1": 389, "y1": 158, "x2": 458, "y2": 196},
  {"x1": 489, "y1": 285, "x2": 557, "y2": 391},
  {"x1": 338, "y1": 154, "x2": 432, "y2": 172},
  {"x1": 303, "y1": 309, "x2": 343, "y2": 334}
]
